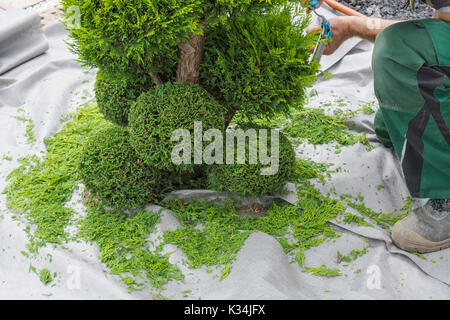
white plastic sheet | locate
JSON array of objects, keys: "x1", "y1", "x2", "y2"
[{"x1": 0, "y1": 9, "x2": 49, "y2": 75}]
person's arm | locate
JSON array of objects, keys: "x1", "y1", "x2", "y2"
[
  {"x1": 434, "y1": 10, "x2": 450, "y2": 22},
  {"x1": 306, "y1": 16, "x2": 402, "y2": 55},
  {"x1": 345, "y1": 16, "x2": 402, "y2": 42}
]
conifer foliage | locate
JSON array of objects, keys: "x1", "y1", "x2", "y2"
[{"x1": 62, "y1": 0, "x2": 317, "y2": 209}]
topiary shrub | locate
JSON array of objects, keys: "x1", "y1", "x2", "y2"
[
  {"x1": 78, "y1": 125, "x2": 172, "y2": 210},
  {"x1": 94, "y1": 71, "x2": 152, "y2": 127},
  {"x1": 201, "y1": 6, "x2": 317, "y2": 123},
  {"x1": 128, "y1": 82, "x2": 226, "y2": 173},
  {"x1": 65, "y1": 1, "x2": 317, "y2": 206},
  {"x1": 206, "y1": 126, "x2": 296, "y2": 197}
]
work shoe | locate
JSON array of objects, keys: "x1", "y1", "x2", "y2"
[{"x1": 392, "y1": 199, "x2": 450, "y2": 253}]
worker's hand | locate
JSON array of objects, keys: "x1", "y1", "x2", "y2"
[{"x1": 305, "y1": 16, "x2": 352, "y2": 55}]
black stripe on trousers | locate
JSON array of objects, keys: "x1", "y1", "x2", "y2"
[{"x1": 402, "y1": 65, "x2": 450, "y2": 197}]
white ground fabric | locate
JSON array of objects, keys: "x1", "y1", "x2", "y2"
[
  {"x1": 0, "y1": 9, "x2": 49, "y2": 75},
  {"x1": 0, "y1": 7, "x2": 449, "y2": 300}
]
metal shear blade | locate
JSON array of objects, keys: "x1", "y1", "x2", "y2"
[{"x1": 308, "y1": 8, "x2": 332, "y2": 65}]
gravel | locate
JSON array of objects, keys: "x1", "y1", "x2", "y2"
[
  {"x1": 28, "y1": 0, "x2": 61, "y2": 11},
  {"x1": 26, "y1": 0, "x2": 63, "y2": 26},
  {"x1": 336, "y1": 0, "x2": 434, "y2": 20}
]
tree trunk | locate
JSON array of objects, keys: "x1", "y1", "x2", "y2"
[
  {"x1": 176, "y1": 23, "x2": 206, "y2": 84},
  {"x1": 176, "y1": 22, "x2": 240, "y2": 128}
]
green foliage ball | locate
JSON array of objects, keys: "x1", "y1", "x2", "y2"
[
  {"x1": 206, "y1": 127, "x2": 296, "y2": 197},
  {"x1": 128, "y1": 82, "x2": 227, "y2": 173},
  {"x1": 201, "y1": 6, "x2": 318, "y2": 120},
  {"x1": 61, "y1": 0, "x2": 192, "y2": 78},
  {"x1": 94, "y1": 71, "x2": 151, "y2": 127},
  {"x1": 78, "y1": 125, "x2": 171, "y2": 210}
]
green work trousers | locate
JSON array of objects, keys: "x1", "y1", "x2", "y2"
[{"x1": 372, "y1": 19, "x2": 450, "y2": 199}]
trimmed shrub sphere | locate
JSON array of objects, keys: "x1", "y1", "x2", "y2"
[
  {"x1": 128, "y1": 82, "x2": 227, "y2": 172},
  {"x1": 206, "y1": 127, "x2": 296, "y2": 197},
  {"x1": 94, "y1": 71, "x2": 151, "y2": 127},
  {"x1": 78, "y1": 125, "x2": 171, "y2": 210}
]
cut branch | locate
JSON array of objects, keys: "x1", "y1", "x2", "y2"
[
  {"x1": 224, "y1": 105, "x2": 240, "y2": 128},
  {"x1": 149, "y1": 72, "x2": 163, "y2": 86}
]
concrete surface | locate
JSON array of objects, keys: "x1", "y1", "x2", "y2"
[{"x1": 37, "y1": 5, "x2": 63, "y2": 26}]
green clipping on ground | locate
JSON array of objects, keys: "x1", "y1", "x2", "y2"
[
  {"x1": 3, "y1": 103, "x2": 106, "y2": 246},
  {"x1": 337, "y1": 246, "x2": 369, "y2": 264},
  {"x1": 25, "y1": 121, "x2": 36, "y2": 144},
  {"x1": 232, "y1": 103, "x2": 374, "y2": 153},
  {"x1": 303, "y1": 265, "x2": 341, "y2": 277},
  {"x1": 39, "y1": 268, "x2": 53, "y2": 285},
  {"x1": 163, "y1": 179, "x2": 345, "y2": 276},
  {"x1": 345, "y1": 197, "x2": 412, "y2": 229},
  {"x1": 284, "y1": 108, "x2": 371, "y2": 148},
  {"x1": 78, "y1": 204, "x2": 183, "y2": 292}
]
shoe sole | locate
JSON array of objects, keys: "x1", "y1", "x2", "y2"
[{"x1": 392, "y1": 222, "x2": 450, "y2": 254}]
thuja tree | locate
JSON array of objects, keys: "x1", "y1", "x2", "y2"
[{"x1": 63, "y1": 0, "x2": 318, "y2": 209}]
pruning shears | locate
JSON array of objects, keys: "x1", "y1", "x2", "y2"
[{"x1": 307, "y1": 0, "x2": 332, "y2": 65}]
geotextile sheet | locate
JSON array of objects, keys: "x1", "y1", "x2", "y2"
[{"x1": 0, "y1": 7, "x2": 449, "y2": 300}]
